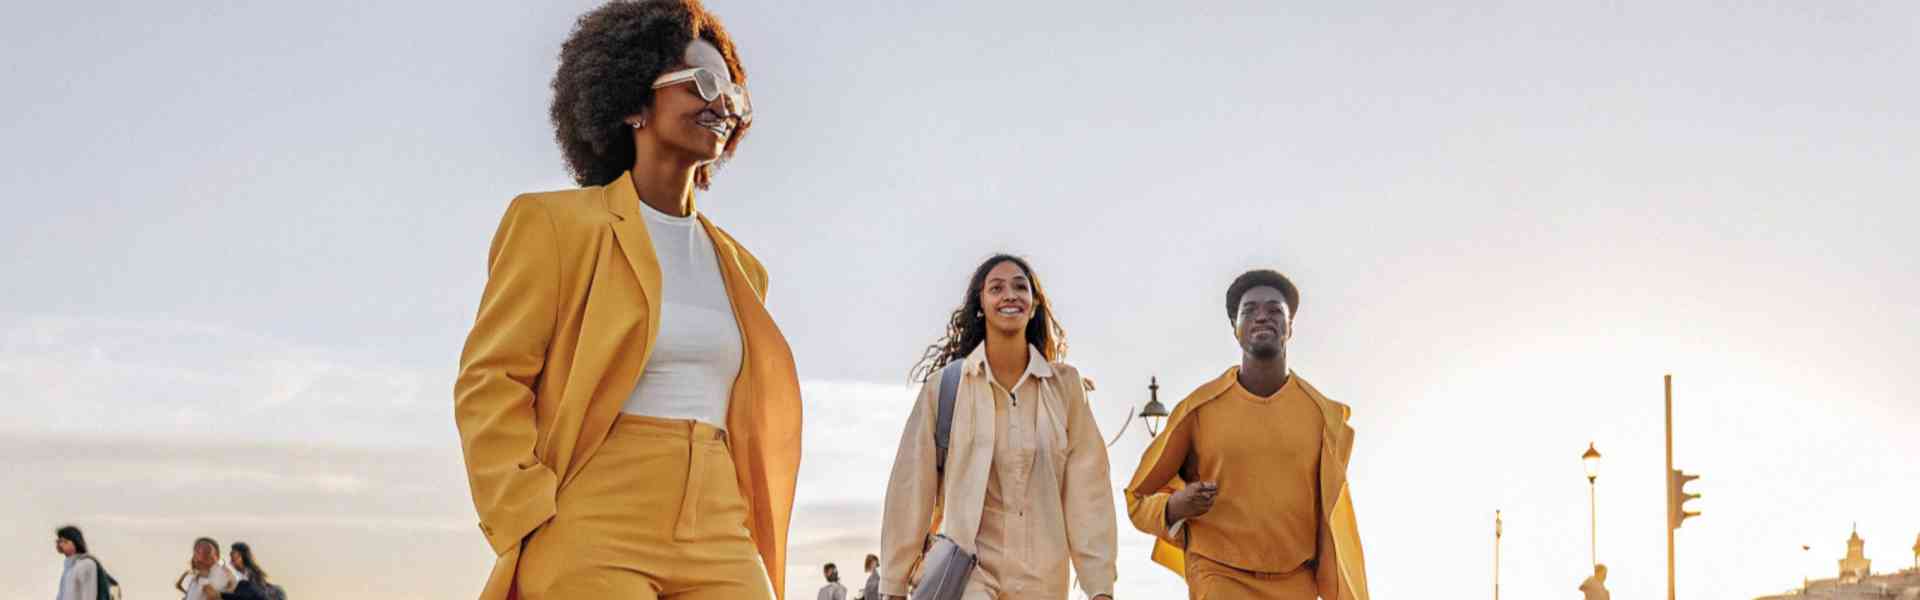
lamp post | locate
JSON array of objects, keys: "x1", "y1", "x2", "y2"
[
  {"x1": 1140, "y1": 377, "x2": 1168, "y2": 436},
  {"x1": 1583, "y1": 442, "x2": 1602, "y2": 568},
  {"x1": 1105, "y1": 376, "x2": 1172, "y2": 447},
  {"x1": 1802, "y1": 544, "x2": 1811, "y2": 595}
]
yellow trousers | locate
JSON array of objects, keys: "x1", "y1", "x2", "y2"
[
  {"x1": 517, "y1": 415, "x2": 774, "y2": 600},
  {"x1": 1185, "y1": 554, "x2": 1315, "y2": 600}
]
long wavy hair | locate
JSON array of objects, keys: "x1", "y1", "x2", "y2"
[
  {"x1": 231, "y1": 541, "x2": 270, "y2": 585},
  {"x1": 910, "y1": 254, "x2": 1067, "y2": 382}
]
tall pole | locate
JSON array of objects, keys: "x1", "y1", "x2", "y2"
[
  {"x1": 1494, "y1": 510, "x2": 1502, "y2": 600},
  {"x1": 1589, "y1": 476, "x2": 1598, "y2": 567},
  {"x1": 1802, "y1": 544, "x2": 1811, "y2": 595},
  {"x1": 1666, "y1": 374, "x2": 1676, "y2": 600}
]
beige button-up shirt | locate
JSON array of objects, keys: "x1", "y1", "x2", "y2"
[{"x1": 881, "y1": 344, "x2": 1117, "y2": 599}]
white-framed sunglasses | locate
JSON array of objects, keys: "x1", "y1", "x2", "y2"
[{"x1": 652, "y1": 67, "x2": 752, "y2": 122}]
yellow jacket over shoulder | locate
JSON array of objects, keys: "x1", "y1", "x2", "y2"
[{"x1": 1123, "y1": 369, "x2": 1368, "y2": 600}]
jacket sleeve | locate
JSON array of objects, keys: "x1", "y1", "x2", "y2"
[
  {"x1": 1061, "y1": 369, "x2": 1118, "y2": 598},
  {"x1": 878, "y1": 379, "x2": 940, "y2": 597},
  {"x1": 1124, "y1": 412, "x2": 1194, "y2": 546},
  {"x1": 454, "y1": 195, "x2": 563, "y2": 555}
]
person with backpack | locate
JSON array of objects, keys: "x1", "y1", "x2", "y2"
[
  {"x1": 54, "y1": 525, "x2": 97, "y2": 600},
  {"x1": 223, "y1": 542, "x2": 285, "y2": 600},
  {"x1": 879, "y1": 255, "x2": 1117, "y2": 600}
]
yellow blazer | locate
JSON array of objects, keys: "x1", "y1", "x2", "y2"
[
  {"x1": 454, "y1": 172, "x2": 803, "y2": 600},
  {"x1": 1123, "y1": 369, "x2": 1369, "y2": 600}
]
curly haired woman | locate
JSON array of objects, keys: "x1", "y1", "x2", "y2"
[
  {"x1": 879, "y1": 255, "x2": 1118, "y2": 600},
  {"x1": 453, "y1": 2, "x2": 802, "y2": 599}
]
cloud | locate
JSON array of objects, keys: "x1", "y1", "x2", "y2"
[{"x1": 0, "y1": 314, "x2": 450, "y2": 448}]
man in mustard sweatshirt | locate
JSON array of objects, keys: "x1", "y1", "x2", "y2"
[{"x1": 1124, "y1": 269, "x2": 1369, "y2": 600}]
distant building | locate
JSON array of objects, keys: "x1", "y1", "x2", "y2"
[
  {"x1": 1840, "y1": 525, "x2": 1872, "y2": 583},
  {"x1": 1753, "y1": 526, "x2": 1920, "y2": 600}
]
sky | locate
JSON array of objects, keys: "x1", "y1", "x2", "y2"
[{"x1": 4, "y1": 1, "x2": 1919, "y2": 598}]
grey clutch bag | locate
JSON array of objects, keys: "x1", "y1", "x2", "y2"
[{"x1": 911, "y1": 533, "x2": 977, "y2": 600}]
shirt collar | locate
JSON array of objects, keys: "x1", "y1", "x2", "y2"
[
  {"x1": 1223, "y1": 367, "x2": 1300, "y2": 400},
  {"x1": 638, "y1": 195, "x2": 699, "y2": 225},
  {"x1": 962, "y1": 342, "x2": 1055, "y2": 380}
]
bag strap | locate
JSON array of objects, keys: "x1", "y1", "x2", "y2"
[{"x1": 933, "y1": 360, "x2": 963, "y2": 475}]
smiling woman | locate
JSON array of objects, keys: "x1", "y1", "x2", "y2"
[
  {"x1": 453, "y1": 2, "x2": 801, "y2": 600},
  {"x1": 909, "y1": 254, "x2": 1069, "y2": 384},
  {"x1": 548, "y1": 0, "x2": 751, "y2": 192},
  {"x1": 882, "y1": 254, "x2": 1118, "y2": 600}
]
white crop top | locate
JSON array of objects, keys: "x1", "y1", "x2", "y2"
[{"x1": 619, "y1": 200, "x2": 743, "y2": 429}]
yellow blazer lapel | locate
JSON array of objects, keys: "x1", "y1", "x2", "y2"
[
  {"x1": 605, "y1": 174, "x2": 665, "y2": 310},
  {"x1": 559, "y1": 173, "x2": 665, "y2": 480},
  {"x1": 704, "y1": 215, "x2": 803, "y2": 600}
]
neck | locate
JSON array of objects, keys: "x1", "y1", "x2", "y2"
[
  {"x1": 984, "y1": 329, "x2": 1029, "y2": 388},
  {"x1": 630, "y1": 142, "x2": 700, "y2": 217},
  {"x1": 1237, "y1": 346, "x2": 1289, "y2": 396}
]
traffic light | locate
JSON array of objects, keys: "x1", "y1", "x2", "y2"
[{"x1": 1668, "y1": 469, "x2": 1701, "y2": 530}]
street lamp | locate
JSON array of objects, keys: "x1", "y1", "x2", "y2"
[
  {"x1": 1582, "y1": 442, "x2": 1602, "y2": 567},
  {"x1": 1105, "y1": 376, "x2": 1172, "y2": 447},
  {"x1": 1140, "y1": 377, "x2": 1168, "y2": 436}
]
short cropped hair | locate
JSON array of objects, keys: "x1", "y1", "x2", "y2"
[{"x1": 1226, "y1": 269, "x2": 1300, "y2": 322}]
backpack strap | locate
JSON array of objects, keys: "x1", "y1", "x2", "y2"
[
  {"x1": 80, "y1": 556, "x2": 117, "y2": 598},
  {"x1": 932, "y1": 360, "x2": 964, "y2": 475}
]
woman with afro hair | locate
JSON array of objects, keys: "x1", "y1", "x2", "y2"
[{"x1": 453, "y1": 2, "x2": 802, "y2": 599}]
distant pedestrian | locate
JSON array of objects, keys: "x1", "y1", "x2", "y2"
[
  {"x1": 1578, "y1": 564, "x2": 1610, "y2": 600},
  {"x1": 858, "y1": 554, "x2": 879, "y2": 600},
  {"x1": 54, "y1": 525, "x2": 97, "y2": 600},
  {"x1": 223, "y1": 542, "x2": 284, "y2": 600},
  {"x1": 816, "y1": 562, "x2": 846, "y2": 600},
  {"x1": 176, "y1": 537, "x2": 237, "y2": 600}
]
